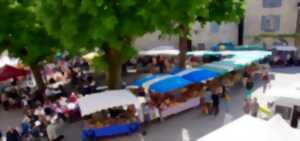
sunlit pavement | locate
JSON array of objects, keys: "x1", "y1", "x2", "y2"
[{"x1": 1, "y1": 67, "x2": 300, "y2": 141}]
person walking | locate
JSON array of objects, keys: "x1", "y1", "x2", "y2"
[
  {"x1": 261, "y1": 66, "x2": 271, "y2": 94},
  {"x1": 6, "y1": 128, "x2": 20, "y2": 141},
  {"x1": 211, "y1": 87, "x2": 221, "y2": 116},
  {"x1": 244, "y1": 78, "x2": 254, "y2": 100},
  {"x1": 243, "y1": 99, "x2": 251, "y2": 114},
  {"x1": 0, "y1": 129, "x2": 2, "y2": 141},
  {"x1": 250, "y1": 98, "x2": 260, "y2": 117}
]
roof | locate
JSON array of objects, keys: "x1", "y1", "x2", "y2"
[
  {"x1": 143, "y1": 74, "x2": 192, "y2": 93},
  {"x1": 78, "y1": 90, "x2": 141, "y2": 117},
  {"x1": 175, "y1": 68, "x2": 219, "y2": 83},
  {"x1": 197, "y1": 115, "x2": 300, "y2": 141}
]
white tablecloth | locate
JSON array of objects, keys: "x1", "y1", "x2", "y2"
[{"x1": 161, "y1": 96, "x2": 200, "y2": 118}]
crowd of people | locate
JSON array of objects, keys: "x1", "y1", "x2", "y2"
[
  {"x1": 0, "y1": 54, "x2": 100, "y2": 141},
  {"x1": 0, "y1": 51, "x2": 273, "y2": 140}
]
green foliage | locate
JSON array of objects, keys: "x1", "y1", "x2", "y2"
[
  {"x1": 0, "y1": 0, "x2": 60, "y2": 67},
  {"x1": 36, "y1": 0, "x2": 155, "y2": 68}
]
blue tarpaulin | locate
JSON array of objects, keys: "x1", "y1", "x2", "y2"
[
  {"x1": 169, "y1": 67, "x2": 184, "y2": 74},
  {"x1": 132, "y1": 74, "x2": 161, "y2": 88},
  {"x1": 146, "y1": 75, "x2": 193, "y2": 93},
  {"x1": 82, "y1": 122, "x2": 140, "y2": 141},
  {"x1": 176, "y1": 68, "x2": 219, "y2": 83}
]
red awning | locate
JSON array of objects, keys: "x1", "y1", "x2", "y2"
[{"x1": 0, "y1": 65, "x2": 30, "y2": 81}]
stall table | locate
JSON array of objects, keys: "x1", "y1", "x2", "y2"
[
  {"x1": 161, "y1": 96, "x2": 200, "y2": 118},
  {"x1": 82, "y1": 122, "x2": 140, "y2": 141}
]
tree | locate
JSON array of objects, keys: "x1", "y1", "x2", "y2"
[
  {"x1": 0, "y1": 0, "x2": 60, "y2": 93},
  {"x1": 36, "y1": 0, "x2": 168, "y2": 89},
  {"x1": 156, "y1": 0, "x2": 245, "y2": 68}
]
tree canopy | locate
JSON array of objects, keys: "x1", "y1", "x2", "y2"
[
  {"x1": 36, "y1": 0, "x2": 170, "y2": 88},
  {"x1": 0, "y1": 0, "x2": 60, "y2": 66},
  {"x1": 0, "y1": 0, "x2": 62, "y2": 92}
]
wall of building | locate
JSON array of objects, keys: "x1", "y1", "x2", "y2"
[
  {"x1": 244, "y1": 0, "x2": 299, "y2": 48},
  {"x1": 134, "y1": 0, "x2": 300, "y2": 51},
  {"x1": 134, "y1": 22, "x2": 238, "y2": 51}
]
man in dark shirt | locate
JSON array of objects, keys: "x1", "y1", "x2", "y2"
[{"x1": 6, "y1": 128, "x2": 20, "y2": 141}]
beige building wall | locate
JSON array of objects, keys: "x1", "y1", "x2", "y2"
[
  {"x1": 191, "y1": 22, "x2": 238, "y2": 49},
  {"x1": 244, "y1": 0, "x2": 299, "y2": 48},
  {"x1": 134, "y1": 22, "x2": 238, "y2": 51}
]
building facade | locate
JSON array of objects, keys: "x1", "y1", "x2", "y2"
[
  {"x1": 134, "y1": 22, "x2": 238, "y2": 51},
  {"x1": 244, "y1": 0, "x2": 300, "y2": 48},
  {"x1": 134, "y1": 0, "x2": 300, "y2": 51}
]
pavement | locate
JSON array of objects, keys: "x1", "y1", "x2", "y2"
[{"x1": 1, "y1": 67, "x2": 300, "y2": 141}]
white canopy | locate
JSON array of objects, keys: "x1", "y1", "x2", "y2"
[
  {"x1": 274, "y1": 46, "x2": 297, "y2": 51},
  {"x1": 265, "y1": 83, "x2": 300, "y2": 107},
  {"x1": 138, "y1": 45, "x2": 179, "y2": 56},
  {"x1": 198, "y1": 115, "x2": 300, "y2": 141},
  {"x1": 0, "y1": 56, "x2": 19, "y2": 67},
  {"x1": 78, "y1": 90, "x2": 141, "y2": 117}
]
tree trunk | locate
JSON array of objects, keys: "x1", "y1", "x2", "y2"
[
  {"x1": 31, "y1": 65, "x2": 46, "y2": 94},
  {"x1": 178, "y1": 36, "x2": 189, "y2": 68},
  {"x1": 105, "y1": 48, "x2": 122, "y2": 89}
]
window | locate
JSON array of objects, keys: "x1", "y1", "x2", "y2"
[
  {"x1": 261, "y1": 15, "x2": 280, "y2": 32},
  {"x1": 263, "y1": 0, "x2": 282, "y2": 8},
  {"x1": 210, "y1": 22, "x2": 220, "y2": 34}
]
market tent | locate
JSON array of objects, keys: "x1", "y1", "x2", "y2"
[
  {"x1": 267, "y1": 115, "x2": 300, "y2": 140},
  {"x1": 187, "y1": 50, "x2": 221, "y2": 57},
  {"x1": 143, "y1": 74, "x2": 193, "y2": 93},
  {"x1": 169, "y1": 67, "x2": 184, "y2": 74},
  {"x1": 132, "y1": 74, "x2": 161, "y2": 88},
  {"x1": 201, "y1": 63, "x2": 234, "y2": 74},
  {"x1": 210, "y1": 42, "x2": 235, "y2": 51},
  {"x1": 78, "y1": 90, "x2": 141, "y2": 117},
  {"x1": 265, "y1": 84, "x2": 300, "y2": 107},
  {"x1": 0, "y1": 65, "x2": 30, "y2": 81},
  {"x1": 0, "y1": 56, "x2": 19, "y2": 67},
  {"x1": 235, "y1": 44, "x2": 265, "y2": 51},
  {"x1": 197, "y1": 115, "x2": 300, "y2": 141},
  {"x1": 138, "y1": 45, "x2": 179, "y2": 56},
  {"x1": 82, "y1": 52, "x2": 101, "y2": 61},
  {"x1": 273, "y1": 46, "x2": 297, "y2": 52},
  {"x1": 175, "y1": 68, "x2": 219, "y2": 83},
  {"x1": 213, "y1": 61, "x2": 244, "y2": 70}
]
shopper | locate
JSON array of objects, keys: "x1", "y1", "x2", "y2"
[
  {"x1": 244, "y1": 78, "x2": 254, "y2": 99},
  {"x1": 6, "y1": 128, "x2": 20, "y2": 141},
  {"x1": 243, "y1": 99, "x2": 250, "y2": 114},
  {"x1": 261, "y1": 66, "x2": 270, "y2": 94},
  {"x1": 211, "y1": 87, "x2": 221, "y2": 116},
  {"x1": 0, "y1": 130, "x2": 2, "y2": 141},
  {"x1": 250, "y1": 98, "x2": 260, "y2": 117}
]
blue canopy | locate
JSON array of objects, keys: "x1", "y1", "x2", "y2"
[
  {"x1": 176, "y1": 68, "x2": 219, "y2": 83},
  {"x1": 146, "y1": 75, "x2": 193, "y2": 94},
  {"x1": 169, "y1": 67, "x2": 184, "y2": 74},
  {"x1": 132, "y1": 74, "x2": 161, "y2": 88}
]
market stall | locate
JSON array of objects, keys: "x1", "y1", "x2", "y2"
[
  {"x1": 271, "y1": 46, "x2": 297, "y2": 65},
  {"x1": 201, "y1": 63, "x2": 234, "y2": 74},
  {"x1": 0, "y1": 65, "x2": 30, "y2": 81},
  {"x1": 138, "y1": 45, "x2": 179, "y2": 56},
  {"x1": 175, "y1": 68, "x2": 219, "y2": 83},
  {"x1": 79, "y1": 90, "x2": 142, "y2": 141},
  {"x1": 142, "y1": 75, "x2": 203, "y2": 119},
  {"x1": 265, "y1": 84, "x2": 300, "y2": 128}
]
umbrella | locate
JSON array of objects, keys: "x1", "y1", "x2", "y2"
[{"x1": 0, "y1": 65, "x2": 30, "y2": 81}]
